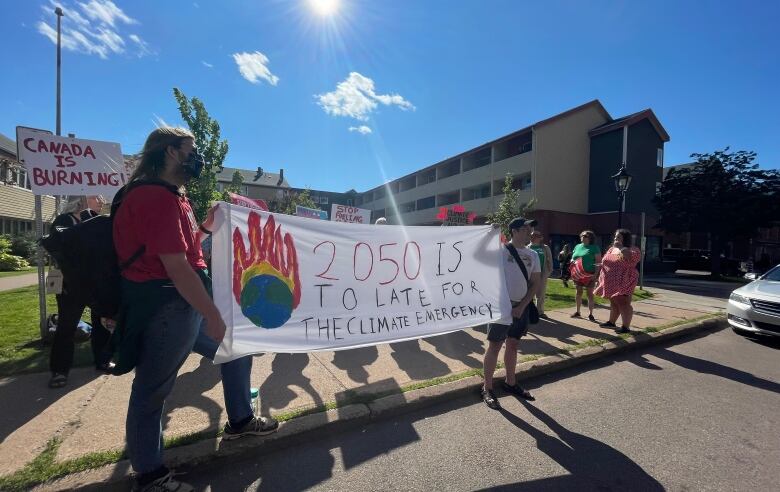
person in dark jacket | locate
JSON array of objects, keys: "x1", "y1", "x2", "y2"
[{"x1": 48, "y1": 195, "x2": 113, "y2": 388}]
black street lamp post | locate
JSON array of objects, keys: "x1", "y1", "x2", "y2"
[{"x1": 611, "y1": 164, "x2": 632, "y2": 228}]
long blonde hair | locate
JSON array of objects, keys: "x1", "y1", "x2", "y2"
[{"x1": 130, "y1": 127, "x2": 194, "y2": 182}]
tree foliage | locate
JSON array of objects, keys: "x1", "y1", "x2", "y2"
[
  {"x1": 173, "y1": 88, "x2": 229, "y2": 221},
  {"x1": 654, "y1": 148, "x2": 779, "y2": 276},
  {"x1": 269, "y1": 189, "x2": 318, "y2": 216},
  {"x1": 486, "y1": 174, "x2": 537, "y2": 238}
]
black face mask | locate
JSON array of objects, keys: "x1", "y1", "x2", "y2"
[{"x1": 182, "y1": 150, "x2": 206, "y2": 179}]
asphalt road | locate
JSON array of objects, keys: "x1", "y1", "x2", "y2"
[{"x1": 185, "y1": 327, "x2": 779, "y2": 492}]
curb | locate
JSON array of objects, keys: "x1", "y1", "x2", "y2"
[{"x1": 35, "y1": 315, "x2": 726, "y2": 491}]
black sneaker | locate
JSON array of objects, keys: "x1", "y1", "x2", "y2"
[
  {"x1": 96, "y1": 361, "x2": 116, "y2": 374},
  {"x1": 481, "y1": 388, "x2": 500, "y2": 409},
  {"x1": 599, "y1": 321, "x2": 616, "y2": 328},
  {"x1": 48, "y1": 373, "x2": 67, "y2": 388},
  {"x1": 588, "y1": 314, "x2": 596, "y2": 322},
  {"x1": 615, "y1": 326, "x2": 631, "y2": 334},
  {"x1": 501, "y1": 381, "x2": 535, "y2": 401},
  {"x1": 133, "y1": 469, "x2": 192, "y2": 492},
  {"x1": 222, "y1": 416, "x2": 279, "y2": 440}
]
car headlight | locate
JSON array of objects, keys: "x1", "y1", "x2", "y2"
[{"x1": 729, "y1": 292, "x2": 750, "y2": 305}]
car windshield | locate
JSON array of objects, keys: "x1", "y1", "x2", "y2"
[{"x1": 762, "y1": 266, "x2": 780, "y2": 281}]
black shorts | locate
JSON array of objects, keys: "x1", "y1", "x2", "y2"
[{"x1": 487, "y1": 303, "x2": 530, "y2": 342}]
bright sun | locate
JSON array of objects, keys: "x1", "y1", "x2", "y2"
[{"x1": 309, "y1": 0, "x2": 340, "y2": 16}]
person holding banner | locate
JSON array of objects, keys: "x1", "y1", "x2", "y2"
[
  {"x1": 482, "y1": 217, "x2": 540, "y2": 409},
  {"x1": 48, "y1": 195, "x2": 113, "y2": 389},
  {"x1": 113, "y1": 127, "x2": 275, "y2": 492}
]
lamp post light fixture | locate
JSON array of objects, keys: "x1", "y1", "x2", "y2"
[{"x1": 611, "y1": 164, "x2": 632, "y2": 228}]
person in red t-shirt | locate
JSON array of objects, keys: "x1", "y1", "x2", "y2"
[{"x1": 115, "y1": 127, "x2": 277, "y2": 492}]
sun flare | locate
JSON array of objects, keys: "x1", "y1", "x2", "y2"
[{"x1": 309, "y1": 0, "x2": 340, "y2": 16}]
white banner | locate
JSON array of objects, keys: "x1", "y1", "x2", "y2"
[
  {"x1": 16, "y1": 127, "x2": 128, "y2": 197},
  {"x1": 211, "y1": 203, "x2": 510, "y2": 361},
  {"x1": 331, "y1": 204, "x2": 371, "y2": 224}
]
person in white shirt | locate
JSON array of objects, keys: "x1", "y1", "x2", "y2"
[{"x1": 481, "y1": 217, "x2": 541, "y2": 409}]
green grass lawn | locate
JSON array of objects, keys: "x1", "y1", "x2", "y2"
[
  {"x1": 0, "y1": 267, "x2": 36, "y2": 278},
  {"x1": 0, "y1": 286, "x2": 93, "y2": 377},
  {"x1": 544, "y1": 278, "x2": 653, "y2": 311}
]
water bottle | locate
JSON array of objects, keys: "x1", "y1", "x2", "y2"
[{"x1": 250, "y1": 387, "x2": 260, "y2": 416}]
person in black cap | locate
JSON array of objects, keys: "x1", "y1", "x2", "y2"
[{"x1": 481, "y1": 217, "x2": 541, "y2": 409}]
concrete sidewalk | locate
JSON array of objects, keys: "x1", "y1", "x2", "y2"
[
  {"x1": 0, "y1": 284, "x2": 726, "y2": 480},
  {"x1": 0, "y1": 272, "x2": 39, "y2": 292}
]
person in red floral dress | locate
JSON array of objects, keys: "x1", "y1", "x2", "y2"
[{"x1": 595, "y1": 229, "x2": 641, "y2": 334}]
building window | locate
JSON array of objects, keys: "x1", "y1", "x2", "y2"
[
  {"x1": 437, "y1": 159, "x2": 460, "y2": 180},
  {"x1": 511, "y1": 173, "x2": 532, "y2": 190},
  {"x1": 399, "y1": 201, "x2": 416, "y2": 213},
  {"x1": 655, "y1": 182, "x2": 662, "y2": 195},
  {"x1": 462, "y1": 183, "x2": 491, "y2": 201},
  {"x1": 417, "y1": 169, "x2": 436, "y2": 186},
  {"x1": 347, "y1": 198, "x2": 354, "y2": 206},
  {"x1": 399, "y1": 176, "x2": 416, "y2": 192},
  {"x1": 657, "y1": 148, "x2": 664, "y2": 167},
  {"x1": 416, "y1": 196, "x2": 436, "y2": 210},
  {"x1": 375, "y1": 187, "x2": 386, "y2": 199},
  {"x1": 321, "y1": 196, "x2": 329, "y2": 205},
  {"x1": 463, "y1": 147, "x2": 492, "y2": 172}
]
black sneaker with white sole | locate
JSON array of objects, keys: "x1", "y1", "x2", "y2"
[{"x1": 222, "y1": 416, "x2": 279, "y2": 440}]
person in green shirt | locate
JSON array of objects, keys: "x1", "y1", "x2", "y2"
[
  {"x1": 528, "y1": 230, "x2": 553, "y2": 317},
  {"x1": 570, "y1": 230, "x2": 602, "y2": 321}
]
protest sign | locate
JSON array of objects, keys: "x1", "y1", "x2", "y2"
[
  {"x1": 228, "y1": 192, "x2": 268, "y2": 211},
  {"x1": 295, "y1": 205, "x2": 328, "y2": 220},
  {"x1": 331, "y1": 204, "x2": 371, "y2": 224},
  {"x1": 16, "y1": 127, "x2": 127, "y2": 197},
  {"x1": 210, "y1": 203, "x2": 510, "y2": 361},
  {"x1": 436, "y1": 205, "x2": 477, "y2": 226}
]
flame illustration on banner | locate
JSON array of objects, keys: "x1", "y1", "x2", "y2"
[{"x1": 233, "y1": 211, "x2": 301, "y2": 328}]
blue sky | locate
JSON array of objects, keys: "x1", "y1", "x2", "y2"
[{"x1": 2, "y1": 0, "x2": 778, "y2": 192}]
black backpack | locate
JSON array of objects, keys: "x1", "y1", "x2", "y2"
[{"x1": 39, "y1": 180, "x2": 178, "y2": 318}]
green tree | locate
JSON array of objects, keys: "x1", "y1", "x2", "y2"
[
  {"x1": 226, "y1": 170, "x2": 244, "y2": 195},
  {"x1": 486, "y1": 174, "x2": 537, "y2": 238},
  {"x1": 173, "y1": 88, "x2": 229, "y2": 221},
  {"x1": 654, "y1": 148, "x2": 780, "y2": 278},
  {"x1": 270, "y1": 189, "x2": 318, "y2": 215}
]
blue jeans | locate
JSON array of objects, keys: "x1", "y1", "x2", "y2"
[
  {"x1": 126, "y1": 296, "x2": 200, "y2": 474},
  {"x1": 192, "y1": 318, "x2": 254, "y2": 426}
]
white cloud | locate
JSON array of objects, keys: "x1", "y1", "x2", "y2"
[
  {"x1": 202, "y1": 60, "x2": 213, "y2": 68},
  {"x1": 36, "y1": 0, "x2": 150, "y2": 59},
  {"x1": 128, "y1": 33, "x2": 153, "y2": 57},
  {"x1": 78, "y1": 0, "x2": 136, "y2": 27},
  {"x1": 316, "y1": 72, "x2": 415, "y2": 121},
  {"x1": 349, "y1": 125, "x2": 372, "y2": 135},
  {"x1": 232, "y1": 51, "x2": 279, "y2": 86}
]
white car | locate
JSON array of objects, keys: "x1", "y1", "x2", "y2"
[{"x1": 727, "y1": 264, "x2": 780, "y2": 338}]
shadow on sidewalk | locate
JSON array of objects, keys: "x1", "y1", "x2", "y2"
[
  {"x1": 259, "y1": 353, "x2": 324, "y2": 417},
  {"x1": 389, "y1": 339, "x2": 450, "y2": 380},
  {"x1": 424, "y1": 330, "x2": 485, "y2": 368},
  {"x1": 495, "y1": 401, "x2": 664, "y2": 491},
  {"x1": 0, "y1": 368, "x2": 100, "y2": 443},
  {"x1": 163, "y1": 357, "x2": 223, "y2": 434},
  {"x1": 331, "y1": 345, "x2": 379, "y2": 384}
]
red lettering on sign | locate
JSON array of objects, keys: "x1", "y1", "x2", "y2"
[{"x1": 314, "y1": 241, "x2": 339, "y2": 280}]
